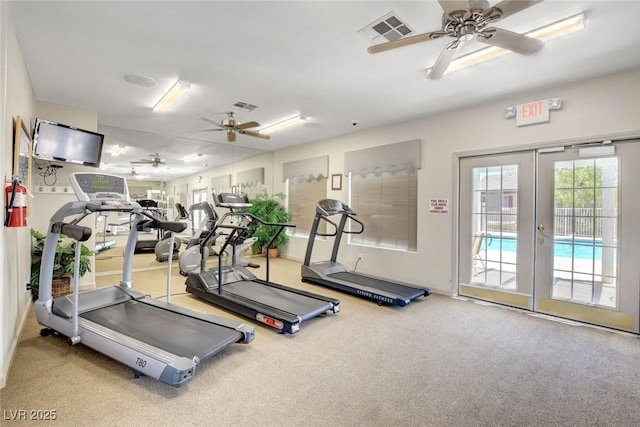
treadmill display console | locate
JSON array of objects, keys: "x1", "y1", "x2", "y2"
[{"x1": 70, "y1": 172, "x2": 129, "y2": 202}]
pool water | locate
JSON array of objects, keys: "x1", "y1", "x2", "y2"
[{"x1": 486, "y1": 236, "x2": 614, "y2": 260}]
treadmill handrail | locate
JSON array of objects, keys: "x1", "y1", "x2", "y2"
[
  {"x1": 341, "y1": 214, "x2": 364, "y2": 235},
  {"x1": 314, "y1": 215, "x2": 338, "y2": 237},
  {"x1": 135, "y1": 210, "x2": 189, "y2": 234},
  {"x1": 189, "y1": 201, "x2": 218, "y2": 222},
  {"x1": 50, "y1": 222, "x2": 92, "y2": 242}
]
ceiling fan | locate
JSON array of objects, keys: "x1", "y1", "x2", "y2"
[
  {"x1": 196, "y1": 111, "x2": 270, "y2": 143},
  {"x1": 130, "y1": 153, "x2": 167, "y2": 168},
  {"x1": 368, "y1": 0, "x2": 545, "y2": 79}
]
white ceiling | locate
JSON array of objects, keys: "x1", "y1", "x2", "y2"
[{"x1": 9, "y1": 1, "x2": 640, "y2": 181}]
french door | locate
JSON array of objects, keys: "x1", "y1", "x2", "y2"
[
  {"x1": 458, "y1": 141, "x2": 640, "y2": 333},
  {"x1": 458, "y1": 152, "x2": 535, "y2": 309}
]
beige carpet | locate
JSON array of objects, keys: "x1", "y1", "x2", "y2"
[{"x1": 4, "y1": 256, "x2": 640, "y2": 426}]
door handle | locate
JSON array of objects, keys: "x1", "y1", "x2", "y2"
[{"x1": 537, "y1": 224, "x2": 545, "y2": 231}]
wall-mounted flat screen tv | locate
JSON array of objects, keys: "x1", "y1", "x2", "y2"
[{"x1": 33, "y1": 119, "x2": 104, "y2": 168}]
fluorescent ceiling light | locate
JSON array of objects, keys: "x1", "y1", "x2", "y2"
[
  {"x1": 153, "y1": 80, "x2": 191, "y2": 112},
  {"x1": 183, "y1": 153, "x2": 203, "y2": 163},
  {"x1": 111, "y1": 145, "x2": 125, "y2": 156},
  {"x1": 430, "y1": 13, "x2": 585, "y2": 76},
  {"x1": 260, "y1": 115, "x2": 305, "y2": 135}
]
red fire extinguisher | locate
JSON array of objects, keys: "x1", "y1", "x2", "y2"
[{"x1": 5, "y1": 179, "x2": 28, "y2": 227}]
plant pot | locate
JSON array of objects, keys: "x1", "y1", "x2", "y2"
[
  {"x1": 52, "y1": 277, "x2": 72, "y2": 298},
  {"x1": 268, "y1": 247, "x2": 279, "y2": 259}
]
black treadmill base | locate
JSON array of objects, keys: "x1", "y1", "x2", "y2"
[
  {"x1": 134, "y1": 240, "x2": 159, "y2": 254},
  {"x1": 302, "y1": 276, "x2": 428, "y2": 308}
]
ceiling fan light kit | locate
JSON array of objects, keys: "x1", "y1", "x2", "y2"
[
  {"x1": 368, "y1": 1, "x2": 585, "y2": 80},
  {"x1": 153, "y1": 79, "x2": 191, "y2": 112}
]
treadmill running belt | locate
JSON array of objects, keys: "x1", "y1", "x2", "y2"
[
  {"x1": 81, "y1": 300, "x2": 241, "y2": 361},
  {"x1": 328, "y1": 272, "x2": 426, "y2": 300},
  {"x1": 223, "y1": 281, "x2": 332, "y2": 321}
]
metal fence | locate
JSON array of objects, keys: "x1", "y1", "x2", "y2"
[{"x1": 484, "y1": 207, "x2": 614, "y2": 237}]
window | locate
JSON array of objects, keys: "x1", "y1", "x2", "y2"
[
  {"x1": 191, "y1": 187, "x2": 208, "y2": 229},
  {"x1": 345, "y1": 140, "x2": 421, "y2": 252},
  {"x1": 283, "y1": 156, "x2": 328, "y2": 236},
  {"x1": 236, "y1": 167, "x2": 264, "y2": 200},
  {"x1": 211, "y1": 174, "x2": 231, "y2": 196},
  {"x1": 288, "y1": 178, "x2": 327, "y2": 236}
]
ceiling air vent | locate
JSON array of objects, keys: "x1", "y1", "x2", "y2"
[
  {"x1": 231, "y1": 101, "x2": 258, "y2": 112},
  {"x1": 358, "y1": 11, "x2": 415, "y2": 43}
]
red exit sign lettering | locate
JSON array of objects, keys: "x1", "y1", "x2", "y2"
[{"x1": 516, "y1": 99, "x2": 550, "y2": 126}]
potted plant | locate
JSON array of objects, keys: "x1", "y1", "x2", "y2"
[
  {"x1": 246, "y1": 189, "x2": 292, "y2": 258},
  {"x1": 30, "y1": 228, "x2": 95, "y2": 300}
]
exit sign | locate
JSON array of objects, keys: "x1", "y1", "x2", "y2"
[{"x1": 516, "y1": 99, "x2": 550, "y2": 126}]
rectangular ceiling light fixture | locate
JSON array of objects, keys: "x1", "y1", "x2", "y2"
[
  {"x1": 111, "y1": 145, "x2": 125, "y2": 156},
  {"x1": 432, "y1": 13, "x2": 585, "y2": 76},
  {"x1": 183, "y1": 152, "x2": 203, "y2": 163},
  {"x1": 260, "y1": 115, "x2": 306, "y2": 135},
  {"x1": 153, "y1": 80, "x2": 191, "y2": 112}
]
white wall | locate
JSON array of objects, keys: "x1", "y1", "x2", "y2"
[
  {"x1": 1, "y1": 21, "x2": 99, "y2": 386},
  {"x1": 286, "y1": 69, "x2": 640, "y2": 294},
  {"x1": 1, "y1": 5, "x2": 36, "y2": 388},
  {"x1": 167, "y1": 68, "x2": 640, "y2": 295},
  {"x1": 279, "y1": 68, "x2": 640, "y2": 293}
]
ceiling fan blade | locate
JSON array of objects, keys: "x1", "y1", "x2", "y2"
[
  {"x1": 467, "y1": 0, "x2": 485, "y2": 11},
  {"x1": 428, "y1": 39, "x2": 464, "y2": 80},
  {"x1": 491, "y1": 0, "x2": 543, "y2": 20},
  {"x1": 367, "y1": 30, "x2": 448, "y2": 54},
  {"x1": 438, "y1": 0, "x2": 470, "y2": 17},
  {"x1": 241, "y1": 130, "x2": 271, "y2": 140},
  {"x1": 236, "y1": 121, "x2": 260, "y2": 130},
  {"x1": 191, "y1": 128, "x2": 224, "y2": 133},
  {"x1": 479, "y1": 28, "x2": 544, "y2": 54},
  {"x1": 227, "y1": 132, "x2": 236, "y2": 143},
  {"x1": 197, "y1": 116, "x2": 223, "y2": 127}
]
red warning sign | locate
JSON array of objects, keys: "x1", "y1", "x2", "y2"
[{"x1": 429, "y1": 198, "x2": 449, "y2": 214}]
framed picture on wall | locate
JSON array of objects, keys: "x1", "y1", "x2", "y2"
[
  {"x1": 13, "y1": 116, "x2": 32, "y2": 212},
  {"x1": 331, "y1": 174, "x2": 342, "y2": 190}
]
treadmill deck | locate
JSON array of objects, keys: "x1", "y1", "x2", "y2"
[{"x1": 81, "y1": 300, "x2": 243, "y2": 361}]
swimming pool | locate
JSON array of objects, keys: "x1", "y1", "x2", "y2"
[{"x1": 485, "y1": 235, "x2": 615, "y2": 260}]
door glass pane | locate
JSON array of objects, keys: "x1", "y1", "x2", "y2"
[
  {"x1": 470, "y1": 164, "x2": 518, "y2": 289},
  {"x1": 551, "y1": 157, "x2": 618, "y2": 308}
]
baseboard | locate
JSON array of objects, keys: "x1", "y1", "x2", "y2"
[{"x1": 0, "y1": 293, "x2": 32, "y2": 389}]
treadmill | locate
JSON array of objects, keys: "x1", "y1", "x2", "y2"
[
  {"x1": 185, "y1": 193, "x2": 340, "y2": 334},
  {"x1": 35, "y1": 172, "x2": 254, "y2": 387},
  {"x1": 133, "y1": 199, "x2": 162, "y2": 254},
  {"x1": 301, "y1": 199, "x2": 431, "y2": 307}
]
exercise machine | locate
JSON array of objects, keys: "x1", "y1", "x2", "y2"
[
  {"x1": 213, "y1": 192, "x2": 259, "y2": 269},
  {"x1": 95, "y1": 212, "x2": 116, "y2": 252},
  {"x1": 301, "y1": 199, "x2": 431, "y2": 307},
  {"x1": 35, "y1": 172, "x2": 254, "y2": 387},
  {"x1": 177, "y1": 202, "x2": 221, "y2": 276},
  {"x1": 185, "y1": 196, "x2": 340, "y2": 334},
  {"x1": 154, "y1": 203, "x2": 189, "y2": 262},
  {"x1": 133, "y1": 199, "x2": 163, "y2": 254}
]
